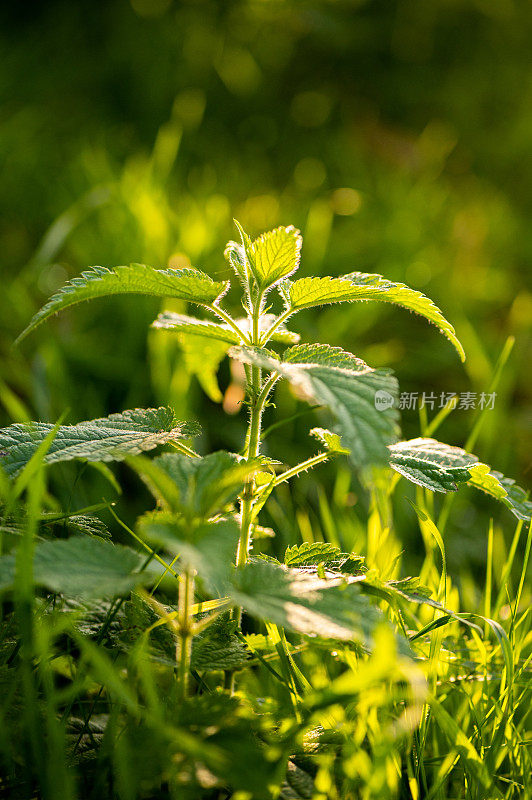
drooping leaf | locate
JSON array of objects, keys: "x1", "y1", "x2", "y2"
[
  {"x1": 284, "y1": 272, "x2": 465, "y2": 361},
  {"x1": 152, "y1": 311, "x2": 299, "y2": 344},
  {"x1": 229, "y1": 344, "x2": 399, "y2": 467},
  {"x1": 468, "y1": 463, "x2": 532, "y2": 521},
  {"x1": 0, "y1": 537, "x2": 156, "y2": 598},
  {"x1": 284, "y1": 542, "x2": 366, "y2": 575},
  {"x1": 152, "y1": 312, "x2": 240, "y2": 344},
  {"x1": 17, "y1": 263, "x2": 229, "y2": 342},
  {"x1": 180, "y1": 335, "x2": 230, "y2": 403},
  {"x1": 388, "y1": 438, "x2": 474, "y2": 493},
  {"x1": 229, "y1": 560, "x2": 385, "y2": 645},
  {"x1": 138, "y1": 515, "x2": 239, "y2": 592},
  {"x1": 130, "y1": 451, "x2": 258, "y2": 520},
  {"x1": 246, "y1": 225, "x2": 302, "y2": 291},
  {"x1": 0, "y1": 408, "x2": 199, "y2": 478},
  {"x1": 389, "y1": 438, "x2": 532, "y2": 520}
]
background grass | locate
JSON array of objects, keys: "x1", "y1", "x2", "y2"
[{"x1": 0, "y1": 2, "x2": 531, "y2": 798}]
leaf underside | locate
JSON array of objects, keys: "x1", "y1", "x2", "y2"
[
  {"x1": 0, "y1": 407, "x2": 199, "y2": 477},
  {"x1": 17, "y1": 263, "x2": 229, "y2": 342},
  {"x1": 152, "y1": 311, "x2": 300, "y2": 345},
  {"x1": 229, "y1": 343, "x2": 399, "y2": 467},
  {"x1": 284, "y1": 272, "x2": 465, "y2": 361}
]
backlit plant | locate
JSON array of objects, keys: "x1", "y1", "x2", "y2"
[{"x1": 1, "y1": 223, "x2": 530, "y2": 797}]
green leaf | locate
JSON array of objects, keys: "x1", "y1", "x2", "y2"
[
  {"x1": 192, "y1": 613, "x2": 251, "y2": 671},
  {"x1": 388, "y1": 437, "x2": 474, "y2": 493},
  {"x1": 0, "y1": 537, "x2": 155, "y2": 598},
  {"x1": 0, "y1": 408, "x2": 199, "y2": 478},
  {"x1": 17, "y1": 263, "x2": 229, "y2": 342},
  {"x1": 285, "y1": 272, "x2": 465, "y2": 361},
  {"x1": 121, "y1": 596, "x2": 250, "y2": 671},
  {"x1": 389, "y1": 437, "x2": 532, "y2": 520},
  {"x1": 284, "y1": 542, "x2": 366, "y2": 575},
  {"x1": 152, "y1": 311, "x2": 299, "y2": 346},
  {"x1": 130, "y1": 451, "x2": 258, "y2": 520},
  {"x1": 138, "y1": 515, "x2": 239, "y2": 592},
  {"x1": 152, "y1": 312, "x2": 240, "y2": 344},
  {"x1": 430, "y1": 698, "x2": 492, "y2": 790},
  {"x1": 180, "y1": 335, "x2": 229, "y2": 403},
  {"x1": 229, "y1": 344, "x2": 399, "y2": 467},
  {"x1": 229, "y1": 560, "x2": 384, "y2": 645},
  {"x1": 309, "y1": 427, "x2": 350, "y2": 455},
  {"x1": 247, "y1": 225, "x2": 302, "y2": 291},
  {"x1": 52, "y1": 513, "x2": 111, "y2": 539},
  {"x1": 468, "y1": 463, "x2": 532, "y2": 521},
  {"x1": 280, "y1": 762, "x2": 316, "y2": 800}
]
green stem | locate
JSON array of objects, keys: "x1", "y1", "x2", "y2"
[
  {"x1": 177, "y1": 568, "x2": 194, "y2": 701},
  {"x1": 273, "y1": 452, "x2": 330, "y2": 486},
  {"x1": 260, "y1": 307, "x2": 294, "y2": 345},
  {"x1": 205, "y1": 303, "x2": 251, "y2": 345}
]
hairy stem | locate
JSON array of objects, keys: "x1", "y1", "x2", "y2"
[
  {"x1": 260, "y1": 307, "x2": 294, "y2": 345},
  {"x1": 177, "y1": 568, "x2": 194, "y2": 701},
  {"x1": 273, "y1": 452, "x2": 330, "y2": 486},
  {"x1": 205, "y1": 303, "x2": 252, "y2": 345}
]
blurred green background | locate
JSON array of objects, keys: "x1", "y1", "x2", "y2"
[{"x1": 1, "y1": 0, "x2": 531, "y2": 570}]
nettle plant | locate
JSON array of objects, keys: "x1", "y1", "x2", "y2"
[{"x1": 1, "y1": 222, "x2": 531, "y2": 705}]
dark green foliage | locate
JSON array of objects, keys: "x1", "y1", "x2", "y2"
[{"x1": 0, "y1": 408, "x2": 199, "y2": 477}]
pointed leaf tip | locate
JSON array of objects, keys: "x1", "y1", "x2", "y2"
[{"x1": 17, "y1": 263, "x2": 229, "y2": 342}]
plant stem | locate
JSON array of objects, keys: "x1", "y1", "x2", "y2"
[
  {"x1": 177, "y1": 568, "x2": 194, "y2": 701},
  {"x1": 205, "y1": 303, "x2": 251, "y2": 345},
  {"x1": 273, "y1": 452, "x2": 330, "y2": 486},
  {"x1": 260, "y1": 307, "x2": 293, "y2": 345}
]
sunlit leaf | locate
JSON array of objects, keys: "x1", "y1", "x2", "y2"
[
  {"x1": 0, "y1": 408, "x2": 199, "y2": 478},
  {"x1": 284, "y1": 542, "x2": 366, "y2": 574},
  {"x1": 284, "y1": 272, "x2": 465, "y2": 361},
  {"x1": 245, "y1": 225, "x2": 302, "y2": 291},
  {"x1": 310, "y1": 427, "x2": 350, "y2": 455},
  {"x1": 152, "y1": 312, "x2": 240, "y2": 344},
  {"x1": 229, "y1": 560, "x2": 385, "y2": 645},
  {"x1": 152, "y1": 311, "x2": 300, "y2": 345},
  {"x1": 229, "y1": 344, "x2": 399, "y2": 467},
  {"x1": 388, "y1": 437, "x2": 474, "y2": 492},
  {"x1": 468, "y1": 463, "x2": 532, "y2": 521},
  {"x1": 389, "y1": 438, "x2": 532, "y2": 519},
  {"x1": 17, "y1": 263, "x2": 229, "y2": 342}
]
